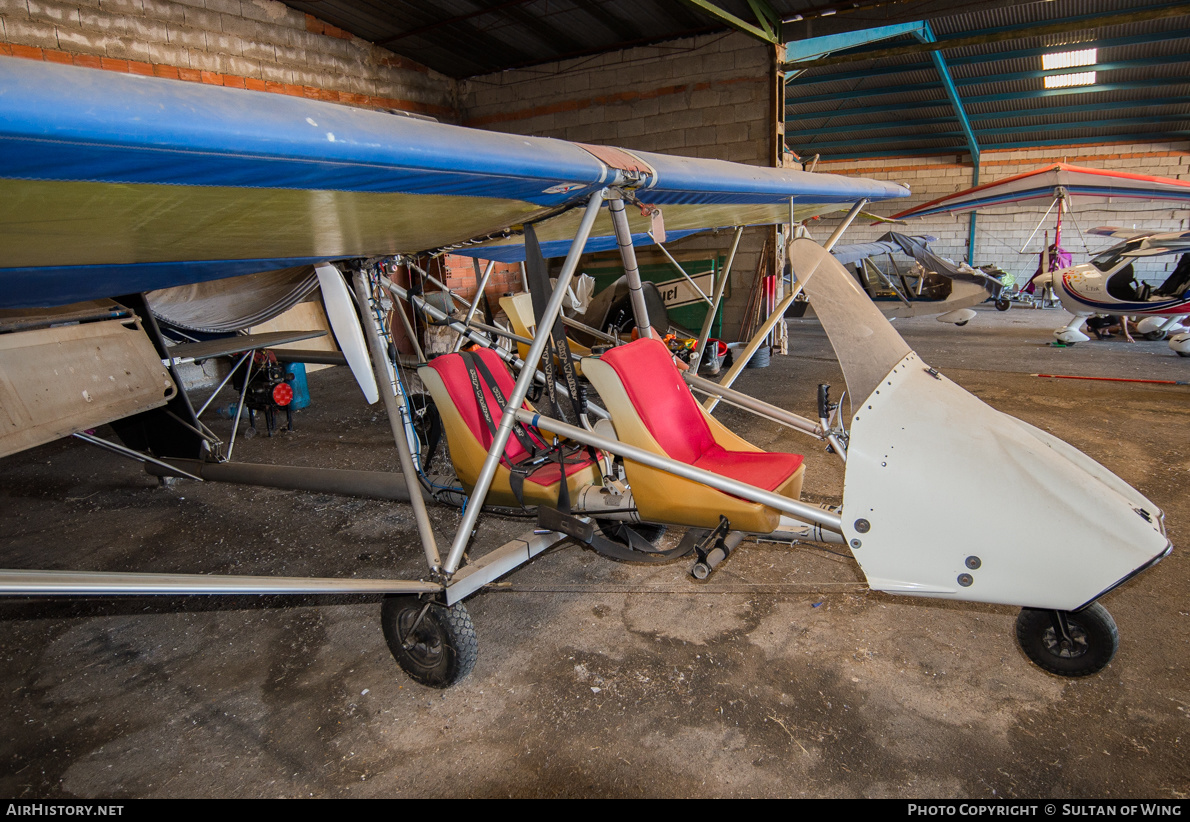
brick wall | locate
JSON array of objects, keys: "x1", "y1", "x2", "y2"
[
  {"x1": 460, "y1": 31, "x2": 777, "y2": 340},
  {"x1": 435, "y1": 254, "x2": 524, "y2": 314},
  {"x1": 815, "y1": 142, "x2": 1190, "y2": 286},
  {"x1": 0, "y1": 0, "x2": 456, "y2": 118}
]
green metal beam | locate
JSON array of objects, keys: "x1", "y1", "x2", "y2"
[{"x1": 678, "y1": 0, "x2": 781, "y2": 43}]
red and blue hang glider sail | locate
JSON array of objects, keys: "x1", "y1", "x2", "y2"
[
  {"x1": 0, "y1": 57, "x2": 909, "y2": 309},
  {"x1": 890, "y1": 163, "x2": 1190, "y2": 221}
]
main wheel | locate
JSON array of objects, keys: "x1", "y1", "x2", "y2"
[
  {"x1": 1143, "y1": 330, "x2": 1167, "y2": 342},
  {"x1": 381, "y1": 596, "x2": 477, "y2": 688},
  {"x1": 995, "y1": 296, "x2": 1011, "y2": 311},
  {"x1": 590, "y1": 520, "x2": 689, "y2": 563},
  {"x1": 1015, "y1": 603, "x2": 1118, "y2": 677}
]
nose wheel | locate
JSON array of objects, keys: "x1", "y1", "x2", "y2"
[
  {"x1": 382, "y1": 595, "x2": 477, "y2": 688},
  {"x1": 1015, "y1": 603, "x2": 1118, "y2": 677}
]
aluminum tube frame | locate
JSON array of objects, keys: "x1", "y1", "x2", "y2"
[
  {"x1": 196, "y1": 350, "x2": 252, "y2": 418},
  {"x1": 562, "y1": 315, "x2": 617, "y2": 345},
  {"x1": 443, "y1": 189, "x2": 607, "y2": 576},
  {"x1": 225, "y1": 354, "x2": 254, "y2": 460},
  {"x1": 353, "y1": 271, "x2": 443, "y2": 572},
  {"x1": 607, "y1": 195, "x2": 653, "y2": 338},
  {"x1": 691, "y1": 226, "x2": 743, "y2": 369},
  {"x1": 683, "y1": 372, "x2": 824, "y2": 438},
  {"x1": 385, "y1": 276, "x2": 609, "y2": 421},
  {"x1": 453, "y1": 259, "x2": 496, "y2": 353},
  {"x1": 703, "y1": 286, "x2": 804, "y2": 413},
  {"x1": 514, "y1": 410, "x2": 843, "y2": 533},
  {"x1": 703, "y1": 212, "x2": 866, "y2": 413},
  {"x1": 444, "y1": 530, "x2": 566, "y2": 604},
  {"x1": 73, "y1": 432, "x2": 205, "y2": 482},
  {"x1": 654, "y1": 241, "x2": 713, "y2": 305},
  {"x1": 0, "y1": 569, "x2": 441, "y2": 596},
  {"x1": 823, "y1": 200, "x2": 868, "y2": 253},
  {"x1": 390, "y1": 280, "x2": 427, "y2": 364}
]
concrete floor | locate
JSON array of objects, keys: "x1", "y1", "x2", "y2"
[{"x1": 1, "y1": 304, "x2": 1187, "y2": 798}]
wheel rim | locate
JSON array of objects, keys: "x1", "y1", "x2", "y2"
[
  {"x1": 1040, "y1": 621, "x2": 1089, "y2": 659},
  {"x1": 398, "y1": 608, "x2": 445, "y2": 672}
]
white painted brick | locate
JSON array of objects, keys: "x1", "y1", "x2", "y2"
[
  {"x1": 203, "y1": 0, "x2": 239, "y2": 15},
  {"x1": 139, "y1": 0, "x2": 183, "y2": 22},
  {"x1": 257, "y1": 61, "x2": 290, "y2": 83},
  {"x1": 26, "y1": 0, "x2": 78, "y2": 27},
  {"x1": 77, "y1": 6, "x2": 126, "y2": 35},
  {"x1": 216, "y1": 51, "x2": 258, "y2": 76},
  {"x1": 98, "y1": 0, "x2": 141, "y2": 16},
  {"x1": 181, "y1": 3, "x2": 219, "y2": 31},
  {"x1": 0, "y1": 0, "x2": 30, "y2": 17},
  {"x1": 146, "y1": 39, "x2": 188, "y2": 65},
  {"x1": 106, "y1": 35, "x2": 152, "y2": 60},
  {"x1": 240, "y1": 37, "x2": 275, "y2": 61},
  {"x1": 217, "y1": 12, "x2": 264, "y2": 41},
  {"x1": 186, "y1": 46, "x2": 218, "y2": 70},
  {"x1": 53, "y1": 23, "x2": 109, "y2": 52},
  {"x1": 7, "y1": 15, "x2": 59, "y2": 46},
  {"x1": 166, "y1": 24, "x2": 205, "y2": 48},
  {"x1": 127, "y1": 14, "x2": 167, "y2": 41},
  {"x1": 204, "y1": 30, "x2": 242, "y2": 56}
]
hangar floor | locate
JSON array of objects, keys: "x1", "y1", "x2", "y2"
[{"x1": 1, "y1": 304, "x2": 1187, "y2": 799}]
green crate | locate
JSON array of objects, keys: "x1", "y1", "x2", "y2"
[{"x1": 583, "y1": 257, "x2": 727, "y2": 339}]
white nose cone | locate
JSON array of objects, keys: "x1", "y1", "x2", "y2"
[{"x1": 937, "y1": 308, "x2": 976, "y2": 325}]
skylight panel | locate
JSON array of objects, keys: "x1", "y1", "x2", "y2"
[
  {"x1": 1042, "y1": 49, "x2": 1097, "y2": 70},
  {"x1": 1044, "y1": 71, "x2": 1097, "y2": 89}
]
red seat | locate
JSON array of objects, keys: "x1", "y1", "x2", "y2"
[
  {"x1": 599, "y1": 338, "x2": 803, "y2": 490},
  {"x1": 421, "y1": 350, "x2": 597, "y2": 504},
  {"x1": 584, "y1": 337, "x2": 805, "y2": 532}
]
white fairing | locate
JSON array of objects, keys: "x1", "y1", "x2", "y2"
[
  {"x1": 315, "y1": 263, "x2": 380, "y2": 404},
  {"x1": 1138, "y1": 316, "x2": 1188, "y2": 336},
  {"x1": 1055, "y1": 326, "x2": 1091, "y2": 344},
  {"x1": 937, "y1": 308, "x2": 976, "y2": 325},
  {"x1": 841, "y1": 352, "x2": 1169, "y2": 610},
  {"x1": 1171, "y1": 332, "x2": 1190, "y2": 354}
]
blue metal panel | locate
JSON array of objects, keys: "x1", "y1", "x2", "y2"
[{"x1": 784, "y1": 21, "x2": 927, "y2": 62}]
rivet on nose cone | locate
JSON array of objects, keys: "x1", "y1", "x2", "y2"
[
  {"x1": 958, "y1": 574, "x2": 973, "y2": 587},
  {"x1": 854, "y1": 519, "x2": 870, "y2": 533}
]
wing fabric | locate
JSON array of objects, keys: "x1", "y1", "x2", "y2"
[
  {"x1": 891, "y1": 163, "x2": 1190, "y2": 220},
  {"x1": 0, "y1": 57, "x2": 908, "y2": 308}
]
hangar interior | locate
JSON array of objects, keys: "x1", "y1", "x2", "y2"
[{"x1": 1, "y1": 0, "x2": 1188, "y2": 800}]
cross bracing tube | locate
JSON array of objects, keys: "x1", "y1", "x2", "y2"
[{"x1": 442, "y1": 189, "x2": 607, "y2": 576}]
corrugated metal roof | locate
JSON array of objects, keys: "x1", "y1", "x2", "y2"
[{"x1": 785, "y1": 0, "x2": 1190, "y2": 159}]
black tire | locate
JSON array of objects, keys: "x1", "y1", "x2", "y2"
[
  {"x1": 995, "y1": 297, "x2": 1011, "y2": 311},
  {"x1": 1015, "y1": 603, "x2": 1118, "y2": 677},
  {"x1": 1143, "y1": 330, "x2": 1167, "y2": 342},
  {"x1": 381, "y1": 596, "x2": 477, "y2": 688},
  {"x1": 590, "y1": 520, "x2": 689, "y2": 563},
  {"x1": 956, "y1": 320, "x2": 969, "y2": 327},
  {"x1": 1177, "y1": 350, "x2": 1190, "y2": 358}
]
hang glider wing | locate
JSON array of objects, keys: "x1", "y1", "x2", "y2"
[
  {"x1": 0, "y1": 57, "x2": 909, "y2": 308},
  {"x1": 890, "y1": 163, "x2": 1190, "y2": 220}
]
